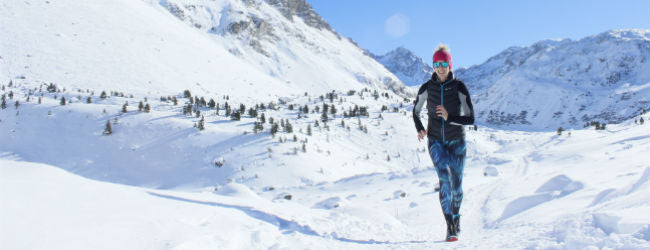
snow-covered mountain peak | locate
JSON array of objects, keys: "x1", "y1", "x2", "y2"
[
  {"x1": 454, "y1": 29, "x2": 650, "y2": 130},
  {"x1": 372, "y1": 47, "x2": 433, "y2": 86},
  {"x1": 1, "y1": 0, "x2": 409, "y2": 104}
]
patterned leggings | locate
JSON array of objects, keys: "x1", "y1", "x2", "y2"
[{"x1": 428, "y1": 139, "x2": 466, "y2": 216}]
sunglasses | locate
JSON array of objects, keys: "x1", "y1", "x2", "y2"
[{"x1": 433, "y1": 62, "x2": 449, "y2": 68}]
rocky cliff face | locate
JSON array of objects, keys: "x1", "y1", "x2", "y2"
[
  {"x1": 264, "y1": 0, "x2": 333, "y2": 31},
  {"x1": 155, "y1": 0, "x2": 408, "y2": 96}
]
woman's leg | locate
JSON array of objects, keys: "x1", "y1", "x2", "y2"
[
  {"x1": 447, "y1": 139, "x2": 466, "y2": 218},
  {"x1": 429, "y1": 139, "x2": 453, "y2": 215}
]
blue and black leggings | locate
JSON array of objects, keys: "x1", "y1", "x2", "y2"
[{"x1": 428, "y1": 139, "x2": 466, "y2": 217}]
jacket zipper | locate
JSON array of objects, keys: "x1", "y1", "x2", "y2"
[{"x1": 441, "y1": 82, "x2": 445, "y2": 144}]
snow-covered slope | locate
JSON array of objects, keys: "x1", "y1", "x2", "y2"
[
  {"x1": 0, "y1": 0, "x2": 408, "y2": 104},
  {"x1": 454, "y1": 29, "x2": 650, "y2": 130},
  {"x1": 371, "y1": 47, "x2": 433, "y2": 86},
  {"x1": 2, "y1": 99, "x2": 649, "y2": 249}
]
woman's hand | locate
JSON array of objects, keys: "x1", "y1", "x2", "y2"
[
  {"x1": 436, "y1": 105, "x2": 448, "y2": 120},
  {"x1": 418, "y1": 129, "x2": 427, "y2": 141}
]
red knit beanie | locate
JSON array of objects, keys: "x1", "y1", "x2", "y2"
[{"x1": 432, "y1": 50, "x2": 452, "y2": 69}]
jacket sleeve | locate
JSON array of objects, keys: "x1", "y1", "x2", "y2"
[
  {"x1": 412, "y1": 83, "x2": 428, "y2": 132},
  {"x1": 448, "y1": 81, "x2": 474, "y2": 125}
]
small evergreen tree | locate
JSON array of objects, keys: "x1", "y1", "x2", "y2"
[
  {"x1": 270, "y1": 123, "x2": 279, "y2": 137},
  {"x1": 86, "y1": 97, "x2": 92, "y2": 104},
  {"x1": 307, "y1": 124, "x2": 312, "y2": 136},
  {"x1": 14, "y1": 100, "x2": 19, "y2": 109},
  {"x1": 285, "y1": 120, "x2": 293, "y2": 133},
  {"x1": 231, "y1": 110, "x2": 240, "y2": 120},
  {"x1": 198, "y1": 116, "x2": 205, "y2": 130},
  {"x1": 557, "y1": 127, "x2": 563, "y2": 135},
  {"x1": 208, "y1": 98, "x2": 216, "y2": 108},
  {"x1": 60, "y1": 96, "x2": 66, "y2": 105},
  {"x1": 1, "y1": 98, "x2": 6, "y2": 109},
  {"x1": 103, "y1": 120, "x2": 112, "y2": 135},
  {"x1": 138, "y1": 101, "x2": 144, "y2": 112},
  {"x1": 183, "y1": 90, "x2": 192, "y2": 99},
  {"x1": 248, "y1": 107, "x2": 257, "y2": 117},
  {"x1": 640, "y1": 117, "x2": 645, "y2": 125},
  {"x1": 144, "y1": 103, "x2": 150, "y2": 113},
  {"x1": 100, "y1": 91, "x2": 107, "y2": 99},
  {"x1": 260, "y1": 113, "x2": 266, "y2": 123},
  {"x1": 253, "y1": 121, "x2": 264, "y2": 133},
  {"x1": 122, "y1": 102, "x2": 128, "y2": 113},
  {"x1": 47, "y1": 83, "x2": 57, "y2": 93}
]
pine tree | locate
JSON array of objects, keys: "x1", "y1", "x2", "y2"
[
  {"x1": 285, "y1": 120, "x2": 293, "y2": 133},
  {"x1": 208, "y1": 98, "x2": 216, "y2": 108},
  {"x1": 253, "y1": 121, "x2": 264, "y2": 133},
  {"x1": 103, "y1": 120, "x2": 112, "y2": 135},
  {"x1": 14, "y1": 100, "x2": 19, "y2": 109},
  {"x1": 47, "y1": 83, "x2": 56, "y2": 93},
  {"x1": 86, "y1": 97, "x2": 92, "y2": 104},
  {"x1": 260, "y1": 113, "x2": 266, "y2": 123},
  {"x1": 321, "y1": 107, "x2": 328, "y2": 123},
  {"x1": 302, "y1": 143, "x2": 306, "y2": 152},
  {"x1": 231, "y1": 110, "x2": 240, "y2": 120},
  {"x1": 557, "y1": 127, "x2": 563, "y2": 135},
  {"x1": 198, "y1": 116, "x2": 205, "y2": 130},
  {"x1": 307, "y1": 124, "x2": 312, "y2": 136},
  {"x1": 144, "y1": 103, "x2": 150, "y2": 113},
  {"x1": 1, "y1": 98, "x2": 6, "y2": 109},
  {"x1": 138, "y1": 101, "x2": 144, "y2": 111},
  {"x1": 271, "y1": 123, "x2": 279, "y2": 137},
  {"x1": 641, "y1": 117, "x2": 645, "y2": 125},
  {"x1": 100, "y1": 91, "x2": 107, "y2": 99},
  {"x1": 183, "y1": 90, "x2": 192, "y2": 99},
  {"x1": 122, "y1": 102, "x2": 128, "y2": 113},
  {"x1": 60, "y1": 96, "x2": 66, "y2": 105}
]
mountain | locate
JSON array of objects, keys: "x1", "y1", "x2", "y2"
[
  {"x1": 0, "y1": 0, "x2": 409, "y2": 103},
  {"x1": 454, "y1": 29, "x2": 650, "y2": 130},
  {"x1": 371, "y1": 47, "x2": 433, "y2": 86}
]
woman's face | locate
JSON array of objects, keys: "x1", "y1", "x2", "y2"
[{"x1": 434, "y1": 60, "x2": 450, "y2": 77}]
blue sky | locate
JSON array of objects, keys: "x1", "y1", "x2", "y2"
[{"x1": 308, "y1": 0, "x2": 650, "y2": 69}]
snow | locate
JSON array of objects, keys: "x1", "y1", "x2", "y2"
[
  {"x1": 2, "y1": 79, "x2": 649, "y2": 249},
  {"x1": 1, "y1": 0, "x2": 649, "y2": 249}
]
